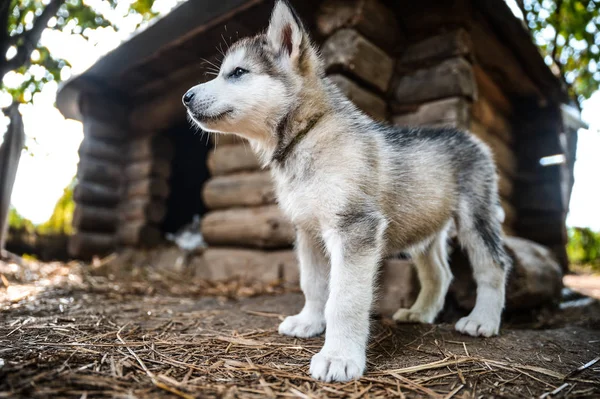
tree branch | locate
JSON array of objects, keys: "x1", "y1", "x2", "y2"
[
  {"x1": 1, "y1": 0, "x2": 65, "y2": 77},
  {"x1": 551, "y1": 0, "x2": 564, "y2": 74},
  {"x1": 0, "y1": 0, "x2": 12, "y2": 76},
  {"x1": 515, "y1": 0, "x2": 531, "y2": 32}
]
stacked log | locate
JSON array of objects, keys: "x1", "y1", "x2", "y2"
[
  {"x1": 118, "y1": 134, "x2": 173, "y2": 247},
  {"x1": 318, "y1": 0, "x2": 398, "y2": 121},
  {"x1": 69, "y1": 94, "x2": 128, "y2": 258},
  {"x1": 390, "y1": 28, "x2": 517, "y2": 235}
]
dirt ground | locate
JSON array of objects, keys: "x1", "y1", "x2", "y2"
[{"x1": 1, "y1": 256, "x2": 599, "y2": 398}]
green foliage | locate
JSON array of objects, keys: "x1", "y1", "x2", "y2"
[
  {"x1": 8, "y1": 177, "x2": 76, "y2": 236},
  {"x1": 3, "y1": 0, "x2": 159, "y2": 103},
  {"x1": 521, "y1": 0, "x2": 600, "y2": 103},
  {"x1": 567, "y1": 227, "x2": 600, "y2": 269},
  {"x1": 37, "y1": 177, "x2": 75, "y2": 235},
  {"x1": 7, "y1": 206, "x2": 35, "y2": 233}
]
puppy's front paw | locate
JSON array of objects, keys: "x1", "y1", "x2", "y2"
[
  {"x1": 392, "y1": 308, "x2": 436, "y2": 324},
  {"x1": 310, "y1": 349, "x2": 365, "y2": 382},
  {"x1": 278, "y1": 313, "x2": 325, "y2": 338},
  {"x1": 455, "y1": 314, "x2": 499, "y2": 337}
]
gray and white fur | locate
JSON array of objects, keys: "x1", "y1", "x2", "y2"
[{"x1": 183, "y1": 0, "x2": 511, "y2": 382}]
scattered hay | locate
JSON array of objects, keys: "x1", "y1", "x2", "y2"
[{"x1": 1, "y1": 256, "x2": 599, "y2": 398}]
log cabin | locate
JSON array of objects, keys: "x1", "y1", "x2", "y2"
[{"x1": 57, "y1": 0, "x2": 584, "y2": 307}]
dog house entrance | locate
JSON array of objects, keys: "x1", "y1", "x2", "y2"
[{"x1": 161, "y1": 121, "x2": 211, "y2": 234}]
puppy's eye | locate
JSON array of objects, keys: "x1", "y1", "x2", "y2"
[{"x1": 229, "y1": 67, "x2": 249, "y2": 78}]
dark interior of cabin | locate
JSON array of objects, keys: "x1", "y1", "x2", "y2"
[{"x1": 161, "y1": 121, "x2": 212, "y2": 234}]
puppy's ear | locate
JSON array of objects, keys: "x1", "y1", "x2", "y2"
[{"x1": 267, "y1": 0, "x2": 304, "y2": 62}]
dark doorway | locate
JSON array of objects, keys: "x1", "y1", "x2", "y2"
[{"x1": 161, "y1": 122, "x2": 211, "y2": 233}]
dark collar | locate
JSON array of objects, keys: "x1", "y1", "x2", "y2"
[{"x1": 271, "y1": 112, "x2": 324, "y2": 164}]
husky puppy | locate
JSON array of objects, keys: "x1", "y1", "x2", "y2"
[{"x1": 183, "y1": 0, "x2": 511, "y2": 382}]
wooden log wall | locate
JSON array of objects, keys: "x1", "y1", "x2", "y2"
[
  {"x1": 390, "y1": 27, "x2": 518, "y2": 236},
  {"x1": 69, "y1": 93, "x2": 129, "y2": 258},
  {"x1": 513, "y1": 106, "x2": 570, "y2": 269},
  {"x1": 117, "y1": 134, "x2": 173, "y2": 247},
  {"x1": 200, "y1": 0, "x2": 401, "y2": 262},
  {"x1": 73, "y1": 94, "x2": 176, "y2": 255}
]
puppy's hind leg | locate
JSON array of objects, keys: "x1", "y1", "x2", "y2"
[
  {"x1": 455, "y1": 204, "x2": 511, "y2": 337},
  {"x1": 393, "y1": 224, "x2": 453, "y2": 324},
  {"x1": 279, "y1": 228, "x2": 328, "y2": 338}
]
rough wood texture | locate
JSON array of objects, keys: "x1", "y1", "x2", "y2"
[
  {"x1": 72, "y1": 205, "x2": 119, "y2": 232},
  {"x1": 73, "y1": 181, "x2": 121, "y2": 207},
  {"x1": 321, "y1": 29, "x2": 394, "y2": 93},
  {"x1": 203, "y1": 171, "x2": 275, "y2": 210},
  {"x1": 470, "y1": 120, "x2": 517, "y2": 177},
  {"x1": 191, "y1": 248, "x2": 297, "y2": 283},
  {"x1": 397, "y1": 28, "x2": 472, "y2": 69},
  {"x1": 391, "y1": 57, "x2": 476, "y2": 105},
  {"x1": 78, "y1": 137, "x2": 124, "y2": 163},
  {"x1": 129, "y1": 135, "x2": 174, "y2": 162},
  {"x1": 328, "y1": 74, "x2": 387, "y2": 121},
  {"x1": 118, "y1": 221, "x2": 162, "y2": 247},
  {"x1": 398, "y1": 0, "x2": 472, "y2": 35},
  {"x1": 77, "y1": 158, "x2": 122, "y2": 187},
  {"x1": 207, "y1": 144, "x2": 261, "y2": 176},
  {"x1": 79, "y1": 92, "x2": 129, "y2": 128},
  {"x1": 68, "y1": 232, "x2": 116, "y2": 258},
  {"x1": 450, "y1": 236, "x2": 562, "y2": 311},
  {"x1": 470, "y1": 19, "x2": 542, "y2": 101},
  {"x1": 392, "y1": 97, "x2": 470, "y2": 129},
  {"x1": 472, "y1": 66, "x2": 513, "y2": 116},
  {"x1": 83, "y1": 119, "x2": 128, "y2": 141},
  {"x1": 316, "y1": 0, "x2": 400, "y2": 51},
  {"x1": 120, "y1": 199, "x2": 167, "y2": 224},
  {"x1": 202, "y1": 205, "x2": 294, "y2": 249},
  {"x1": 471, "y1": 96, "x2": 513, "y2": 145},
  {"x1": 125, "y1": 159, "x2": 172, "y2": 181},
  {"x1": 126, "y1": 178, "x2": 170, "y2": 199},
  {"x1": 130, "y1": 69, "x2": 209, "y2": 132}
]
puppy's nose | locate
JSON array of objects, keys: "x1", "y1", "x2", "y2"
[{"x1": 182, "y1": 90, "x2": 195, "y2": 105}]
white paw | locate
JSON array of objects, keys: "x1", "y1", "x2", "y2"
[
  {"x1": 309, "y1": 349, "x2": 365, "y2": 382},
  {"x1": 278, "y1": 313, "x2": 325, "y2": 338},
  {"x1": 392, "y1": 308, "x2": 436, "y2": 324},
  {"x1": 455, "y1": 314, "x2": 499, "y2": 337}
]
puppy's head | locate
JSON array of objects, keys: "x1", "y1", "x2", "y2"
[{"x1": 183, "y1": 0, "x2": 322, "y2": 143}]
